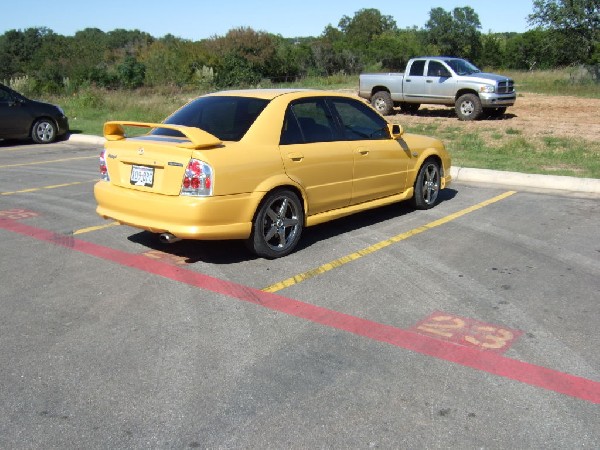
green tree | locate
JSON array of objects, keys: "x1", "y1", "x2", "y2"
[
  {"x1": 336, "y1": 8, "x2": 398, "y2": 68},
  {"x1": 425, "y1": 7, "x2": 483, "y2": 62},
  {"x1": 0, "y1": 27, "x2": 53, "y2": 79},
  {"x1": 142, "y1": 36, "x2": 209, "y2": 87},
  {"x1": 504, "y1": 29, "x2": 555, "y2": 70},
  {"x1": 367, "y1": 29, "x2": 424, "y2": 70},
  {"x1": 117, "y1": 56, "x2": 145, "y2": 88},
  {"x1": 206, "y1": 27, "x2": 280, "y2": 86},
  {"x1": 528, "y1": 0, "x2": 599, "y2": 64},
  {"x1": 338, "y1": 8, "x2": 397, "y2": 48},
  {"x1": 479, "y1": 33, "x2": 507, "y2": 68}
]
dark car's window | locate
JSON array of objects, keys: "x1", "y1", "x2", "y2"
[
  {"x1": 329, "y1": 98, "x2": 390, "y2": 140},
  {"x1": 408, "y1": 60, "x2": 426, "y2": 76},
  {"x1": 280, "y1": 98, "x2": 338, "y2": 144},
  {"x1": 152, "y1": 96, "x2": 269, "y2": 141},
  {"x1": 0, "y1": 87, "x2": 14, "y2": 103},
  {"x1": 427, "y1": 61, "x2": 450, "y2": 77}
]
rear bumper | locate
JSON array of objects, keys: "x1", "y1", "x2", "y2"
[{"x1": 94, "y1": 181, "x2": 263, "y2": 240}]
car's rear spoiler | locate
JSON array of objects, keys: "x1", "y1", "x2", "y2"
[{"x1": 103, "y1": 121, "x2": 222, "y2": 149}]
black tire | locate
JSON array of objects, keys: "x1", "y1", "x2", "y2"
[
  {"x1": 401, "y1": 103, "x2": 420, "y2": 115},
  {"x1": 247, "y1": 189, "x2": 304, "y2": 258},
  {"x1": 31, "y1": 118, "x2": 57, "y2": 144},
  {"x1": 412, "y1": 159, "x2": 441, "y2": 210},
  {"x1": 371, "y1": 91, "x2": 394, "y2": 116},
  {"x1": 455, "y1": 93, "x2": 483, "y2": 121}
]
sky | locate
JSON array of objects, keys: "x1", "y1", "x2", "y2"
[{"x1": 0, "y1": 0, "x2": 534, "y2": 40}]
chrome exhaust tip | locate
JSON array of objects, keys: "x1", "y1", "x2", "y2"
[{"x1": 159, "y1": 233, "x2": 182, "y2": 244}]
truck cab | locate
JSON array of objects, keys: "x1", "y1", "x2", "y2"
[{"x1": 359, "y1": 57, "x2": 516, "y2": 120}]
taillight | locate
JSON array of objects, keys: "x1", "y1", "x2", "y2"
[
  {"x1": 99, "y1": 148, "x2": 109, "y2": 181},
  {"x1": 181, "y1": 159, "x2": 213, "y2": 196}
]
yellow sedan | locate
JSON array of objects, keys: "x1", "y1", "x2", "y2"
[{"x1": 94, "y1": 89, "x2": 451, "y2": 258}]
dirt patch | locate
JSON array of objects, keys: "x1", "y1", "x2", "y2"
[{"x1": 386, "y1": 93, "x2": 600, "y2": 143}]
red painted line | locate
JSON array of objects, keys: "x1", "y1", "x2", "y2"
[{"x1": 2, "y1": 217, "x2": 599, "y2": 404}]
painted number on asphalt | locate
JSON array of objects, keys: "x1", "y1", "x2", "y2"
[
  {"x1": 411, "y1": 312, "x2": 522, "y2": 354},
  {"x1": 0, "y1": 208, "x2": 39, "y2": 220},
  {"x1": 143, "y1": 250, "x2": 188, "y2": 265}
]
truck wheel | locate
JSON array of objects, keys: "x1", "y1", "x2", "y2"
[
  {"x1": 371, "y1": 91, "x2": 393, "y2": 116},
  {"x1": 401, "y1": 103, "x2": 420, "y2": 115},
  {"x1": 455, "y1": 94, "x2": 482, "y2": 121}
]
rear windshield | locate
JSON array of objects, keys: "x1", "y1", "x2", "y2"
[{"x1": 151, "y1": 96, "x2": 269, "y2": 141}]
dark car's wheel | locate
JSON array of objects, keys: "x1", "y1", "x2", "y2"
[
  {"x1": 31, "y1": 118, "x2": 57, "y2": 144},
  {"x1": 248, "y1": 189, "x2": 304, "y2": 258},
  {"x1": 455, "y1": 93, "x2": 483, "y2": 121},
  {"x1": 371, "y1": 91, "x2": 394, "y2": 116},
  {"x1": 412, "y1": 159, "x2": 441, "y2": 210}
]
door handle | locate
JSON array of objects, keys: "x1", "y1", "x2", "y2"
[
  {"x1": 287, "y1": 152, "x2": 304, "y2": 161},
  {"x1": 356, "y1": 147, "x2": 369, "y2": 156},
  {"x1": 426, "y1": 80, "x2": 433, "y2": 83}
]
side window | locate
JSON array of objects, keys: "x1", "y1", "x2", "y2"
[
  {"x1": 281, "y1": 98, "x2": 338, "y2": 144},
  {"x1": 329, "y1": 98, "x2": 390, "y2": 141},
  {"x1": 408, "y1": 60, "x2": 426, "y2": 76},
  {"x1": 0, "y1": 89, "x2": 13, "y2": 103},
  {"x1": 280, "y1": 107, "x2": 303, "y2": 145},
  {"x1": 427, "y1": 61, "x2": 450, "y2": 77}
]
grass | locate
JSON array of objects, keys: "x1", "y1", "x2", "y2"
[
  {"x1": 502, "y1": 67, "x2": 600, "y2": 98},
  {"x1": 43, "y1": 68, "x2": 599, "y2": 179},
  {"x1": 405, "y1": 122, "x2": 600, "y2": 178},
  {"x1": 52, "y1": 87, "x2": 195, "y2": 136}
]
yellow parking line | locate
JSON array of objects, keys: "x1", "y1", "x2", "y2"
[
  {"x1": 0, "y1": 156, "x2": 96, "y2": 168},
  {"x1": 73, "y1": 221, "x2": 120, "y2": 235},
  {"x1": 1, "y1": 180, "x2": 96, "y2": 195},
  {"x1": 262, "y1": 191, "x2": 517, "y2": 293},
  {"x1": 1, "y1": 179, "x2": 97, "y2": 196}
]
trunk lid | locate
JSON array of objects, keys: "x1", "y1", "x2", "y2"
[{"x1": 103, "y1": 121, "x2": 221, "y2": 196}]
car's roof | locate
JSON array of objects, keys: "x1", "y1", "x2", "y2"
[
  {"x1": 205, "y1": 89, "x2": 354, "y2": 100},
  {"x1": 413, "y1": 56, "x2": 460, "y2": 60}
]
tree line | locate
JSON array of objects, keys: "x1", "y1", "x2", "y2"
[{"x1": 1, "y1": 1, "x2": 598, "y2": 94}]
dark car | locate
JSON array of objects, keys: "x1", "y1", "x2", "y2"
[{"x1": 0, "y1": 83, "x2": 69, "y2": 144}]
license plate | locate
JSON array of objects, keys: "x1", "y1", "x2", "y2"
[{"x1": 130, "y1": 165, "x2": 154, "y2": 187}]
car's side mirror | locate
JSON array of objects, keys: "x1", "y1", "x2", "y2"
[{"x1": 389, "y1": 123, "x2": 404, "y2": 138}]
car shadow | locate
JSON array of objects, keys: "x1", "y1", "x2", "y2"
[
  {"x1": 297, "y1": 188, "x2": 457, "y2": 252},
  {"x1": 394, "y1": 108, "x2": 517, "y2": 121},
  {"x1": 127, "y1": 188, "x2": 458, "y2": 265},
  {"x1": 0, "y1": 138, "x2": 28, "y2": 147},
  {"x1": 0, "y1": 132, "x2": 78, "y2": 147}
]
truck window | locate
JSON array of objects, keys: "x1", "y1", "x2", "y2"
[
  {"x1": 427, "y1": 61, "x2": 450, "y2": 77},
  {"x1": 409, "y1": 60, "x2": 425, "y2": 76}
]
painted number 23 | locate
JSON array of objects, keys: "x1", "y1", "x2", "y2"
[{"x1": 417, "y1": 314, "x2": 516, "y2": 351}]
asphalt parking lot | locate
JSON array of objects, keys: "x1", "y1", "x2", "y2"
[{"x1": 1, "y1": 139, "x2": 599, "y2": 448}]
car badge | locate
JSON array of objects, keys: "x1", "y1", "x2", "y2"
[{"x1": 137, "y1": 148, "x2": 144, "y2": 155}]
